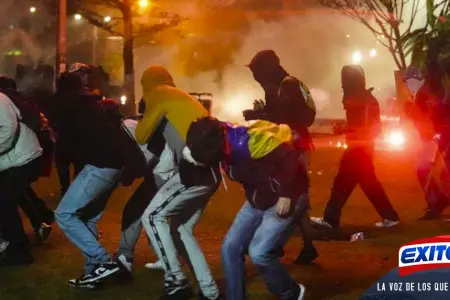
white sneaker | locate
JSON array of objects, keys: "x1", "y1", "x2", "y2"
[
  {"x1": 116, "y1": 254, "x2": 132, "y2": 273},
  {"x1": 145, "y1": 260, "x2": 164, "y2": 270},
  {"x1": 0, "y1": 239, "x2": 9, "y2": 253},
  {"x1": 298, "y1": 284, "x2": 306, "y2": 300},
  {"x1": 310, "y1": 217, "x2": 333, "y2": 229},
  {"x1": 375, "y1": 219, "x2": 400, "y2": 228}
]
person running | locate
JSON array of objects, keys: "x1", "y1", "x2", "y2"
[
  {"x1": 311, "y1": 65, "x2": 400, "y2": 230},
  {"x1": 181, "y1": 117, "x2": 308, "y2": 300},
  {"x1": 136, "y1": 66, "x2": 222, "y2": 300},
  {"x1": 53, "y1": 64, "x2": 141, "y2": 288},
  {"x1": 243, "y1": 49, "x2": 318, "y2": 264}
]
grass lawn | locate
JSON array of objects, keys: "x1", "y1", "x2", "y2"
[{"x1": 0, "y1": 145, "x2": 448, "y2": 300}]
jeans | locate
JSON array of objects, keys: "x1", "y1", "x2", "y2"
[
  {"x1": 55, "y1": 164, "x2": 119, "y2": 273},
  {"x1": 323, "y1": 147, "x2": 399, "y2": 228},
  {"x1": 222, "y1": 199, "x2": 305, "y2": 300}
]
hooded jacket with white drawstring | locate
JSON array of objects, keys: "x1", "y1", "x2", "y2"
[{"x1": 136, "y1": 66, "x2": 221, "y2": 187}]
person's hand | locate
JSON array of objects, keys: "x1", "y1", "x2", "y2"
[
  {"x1": 253, "y1": 99, "x2": 265, "y2": 110},
  {"x1": 276, "y1": 197, "x2": 291, "y2": 217},
  {"x1": 243, "y1": 109, "x2": 256, "y2": 121}
]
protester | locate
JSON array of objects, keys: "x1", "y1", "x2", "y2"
[
  {"x1": 137, "y1": 66, "x2": 222, "y2": 300},
  {"x1": 181, "y1": 117, "x2": 307, "y2": 300},
  {"x1": 404, "y1": 68, "x2": 450, "y2": 219},
  {"x1": 0, "y1": 76, "x2": 54, "y2": 242},
  {"x1": 53, "y1": 63, "x2": 142, "y2": 288},
  {"x1": 0, "y1": 88, "x2": 43, "y2": 266},
  {"x1": 243, "y1": 49, "x2": 318, "y2": 264},
  {"x1": 115, "y1": 99, "x2": 175, "y2": 273},
  {"x1": 311, "y1": 65, "x2": 400, "y2": 229}
]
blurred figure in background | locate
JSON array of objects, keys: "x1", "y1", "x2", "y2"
[
  {"x1": 243, "y1": 50, "x2": 318, "y2": 264},
  {"x1": 404, "y1": 68, "x2": 449, "y2": 220},
  {"x1": 311, "y1": 65, "x2": 400, "y2": 230}
]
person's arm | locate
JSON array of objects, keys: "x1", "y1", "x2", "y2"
[
  {"x1": 0, "y1": 95, "x2": 19, "y2": 153},
  {"x1": 135, "y1": 101, "x2": 165, "y2": 145},
  {"x1": 367, "y1": 99, "x2": 382, "y2": 138}
]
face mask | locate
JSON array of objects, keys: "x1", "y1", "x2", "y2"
[{"x1": 405, "y1": 78, "x2": 424, "y2": 96}]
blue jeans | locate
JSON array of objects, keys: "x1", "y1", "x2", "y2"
[
  {"x1": 222, "y1": 198, "x2": 305, "y2": 300},
  {"x1": 55, "y1": 165, "x2": 119, "y2": 273}
]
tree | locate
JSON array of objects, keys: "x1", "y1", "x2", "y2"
[
  {"x1": 67, "y1": 0, "x2": 183, "y2": 114},
  {"x1": 318, "y1": 0, "x2": 424, "y2": 71}
]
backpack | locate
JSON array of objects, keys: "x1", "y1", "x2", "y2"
[
  {"x1": 0, "y1": 88, "x2": 56, "y2": 176},
  {"x1": 278, "y1": 77, "x2": 316, "y2": 127}
]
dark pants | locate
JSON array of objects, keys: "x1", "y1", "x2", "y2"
[
  {"x1": 323, "y1": 146, "x2": 399, "y2": 228},
  {"x1": 18, "y1": 187, "x2": 53, "y2": 230},
  {"x1": 0, "y1": 157, "x2": 42, "y2": 260},
  {"x1": 54, "y1": 140, "x2": 82, "y2": 194}
]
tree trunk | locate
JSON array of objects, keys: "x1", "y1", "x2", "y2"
[{"x1": 122, "y1": 0, "x2": 135, "y2": 116}]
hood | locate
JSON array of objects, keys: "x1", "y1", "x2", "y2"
[
  {"x1": 141, "y1": 65, "x2": 175, "y2": 92},
  {"x1": 341, "y1": 65, "x2": 366, "y2": 94}
]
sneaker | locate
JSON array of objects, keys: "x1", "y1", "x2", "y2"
[
  {"x1": 418, "y1": 209, "x2": 440, "y2": 220},
  {"x1": 84, "y1": 261, "x2": 121, "y2": 283},
  {"x1": 297, "y1": 284, "x2": 306, "y2": 300},
  {"x1": 198, "y1": 292, "x2": 224, "y2": 300},
  {"x1": 159, "y1": 279, "x2": 193, "y2": 300},
  {"x1": 310, "y1": 217, "x2": 333, "y2": 229},
  {"x1": 68, "y1": 274, "x2": 99, "y2": 289},
  {"x1": 116, "y1": 254, "x2": 132, "y2": 273},
  {"x1": 35, "y1": 223, "x2": 52, "y2": 242},
  {"x1": 0, "y1": 240, "x2": 9, "y2": 254},
  {"x1": 375, "y1": 219, "x2": 400, "y2": 228},
  {"x1": 293, "y1": 246, "x2": 318, "y2": 265},
  {"x1": 145, "y1": 260, "x2": 164, "y2": 270}
]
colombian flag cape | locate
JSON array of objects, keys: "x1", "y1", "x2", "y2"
[{"x1": 224, "y1": 120, "x2": 293, "y2": 164}]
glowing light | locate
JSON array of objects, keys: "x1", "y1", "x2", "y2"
[
  {"x1": 343, "y1": 143, "x2": 348, "y2": 149},
  {"x1": 120, "y1": 95, "x2": 127, "y2": 105},
  {"x1": 352, "y1": 51, "x2": 362, "y2": 64},
  {"x1": 346, "y1": 34, "x2": 351, "y2": 38},
  {"x1": 104, "y1": 16, "x2": 112, "y2": 23},
  {"x1": 138, "y1": 0, "x2": 149, "y2": 8},
  {"x1": 74, "y1": 14, "x2": 82, "y2": 20},
  {"x1": 386, "y1": 130, "x2": 405, "y2": 147},
  {"x1": 337, "y1": 142, "x2": 342, "y2": 148},
  {"x1": 29, "y1": 7, "x2": 36, "y2": 13},
  {"x1": 369, "y1": 48, "x2": 377, "y2": 58}
]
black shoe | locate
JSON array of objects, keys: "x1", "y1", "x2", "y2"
[
  {"x1": 35, "y1": 223, "x2": 52, "y2": 242},
  {"x1": 294, "y1": 246, "x2": 318, "y2": 265},
  {"x1": 198, "y1": 293, "x2": 225, "y2": 300},
  {"x1": 159, "y1": 279, "x2": 194, "y2": 300},
  {"x1": 418, "y1": 209, "x2": 440, "y2": 220},
  {"x1": 84, "y1": 261, "x2": 121, "y2": 283},
  {"x1": 68, "y1": 274, "x2": 100, "y2": 289}
]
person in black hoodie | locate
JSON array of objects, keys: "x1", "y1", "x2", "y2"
[
  {"x1": 311, "y1": 65, "x2": 400, "y2": 230},
  {"x1": 243, "y1": 50, "x2": 318, "y2": 264},
  {"x1": 52, "y1": 63, "x2": 139, "y2": 289}
]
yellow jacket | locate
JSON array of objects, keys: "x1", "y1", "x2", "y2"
[{"x1": 136, "y1": 66, "x2": 208, "y2": 145}]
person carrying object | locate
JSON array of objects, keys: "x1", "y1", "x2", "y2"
[{"x1": 136, "y1": 65, "x2": 222, "y2": 300}]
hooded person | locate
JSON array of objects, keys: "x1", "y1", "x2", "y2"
[
  {"x1": 52, "y1": 63, "x2": 143, "y2": 288},
  {"x1": 243, "y1": 49, "x2": 318, "y2": 264},
  {"x1": 179, "y1": 117, "x2": 308, "y2": 300},
  {"x1": 311, "y1": 65, "x2": 400, "y2": 230},
  {"x1": 135, "y1": 66, "x2": 222, "y2": 300}
]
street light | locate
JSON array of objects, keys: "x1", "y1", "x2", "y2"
[
  {"x1": 74, "y1": 14, "x2": 82, "y2": 20},
  {"x1": 138, "y1": 0, "x2": 149, "y2": 9},
  {"x1": 30, "y1": 6, "x2": 36, "y2": 13},
  {"x1": 369, "y1": 48, "x2": 377, "y2": 58},
  {"x1": 104, "y1": 16, "x2": 112, "y2": 23},
  {"x1": 352, "y1": 51, "x2": 362, "y2": 64}
]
